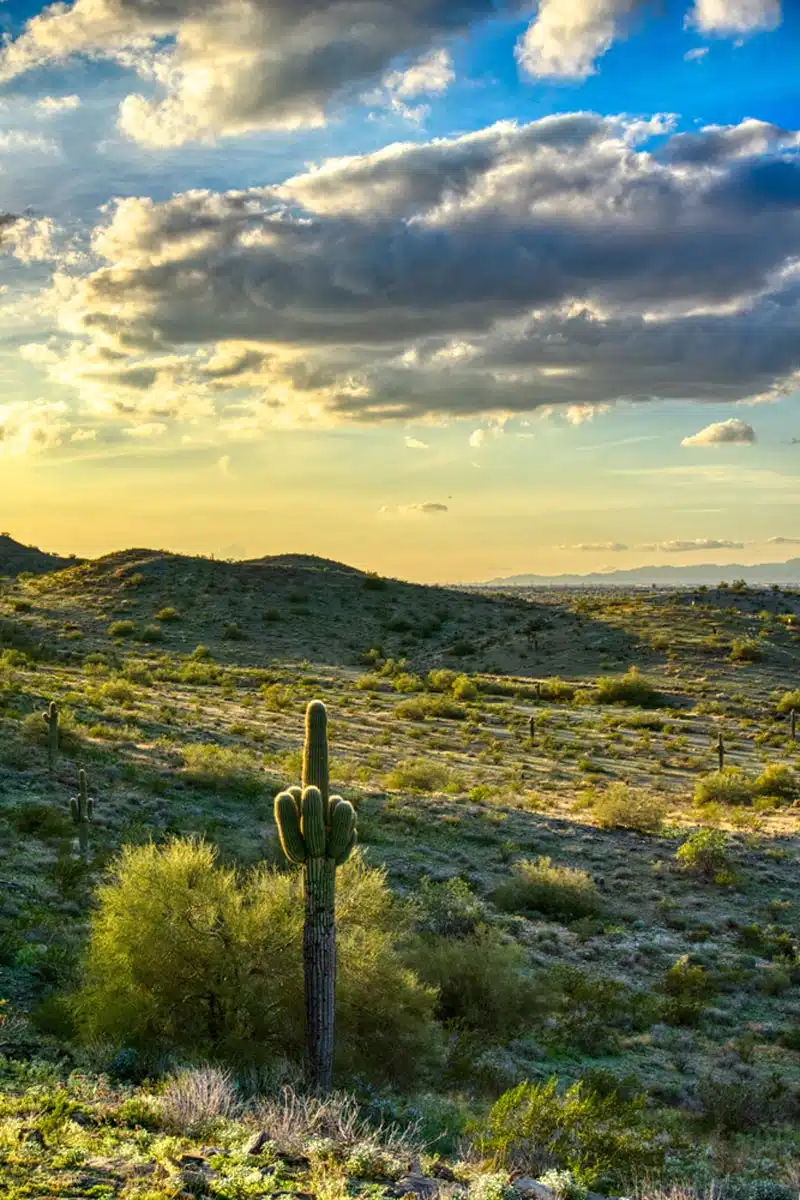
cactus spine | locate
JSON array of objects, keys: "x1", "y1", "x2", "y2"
[
  {"x1": 717, "y1": 732, "x2": 725, "y2": 771},
  {"x1": 70, "y1": 769, "x2": 92, "y2": 859},
  {"x1": 274, "y1": 700, "x2": 357, "y2": 1093},
  {"x1": 43, "y1": 702, "x2": 59, "y2": 772}
]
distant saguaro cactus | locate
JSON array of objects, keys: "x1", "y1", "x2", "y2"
[
  {"x1": 274, "y1": 700, "x2": 357, "y2": 1093},
  {"x1": 70, "y1": 768, "x2": 93, "y2": 859},
  {"x1": 717, "y1": 732, "x2": 725, "y2": 772},
  {"x1": 528, "y1": 714, "x2": 535, "y2": 741},
  {"x1": 43, "y1": 702, "x2": 59, "y2": 772},
  {"x1": 792, "y1": 710, "x2": 797, "y2": 741}
]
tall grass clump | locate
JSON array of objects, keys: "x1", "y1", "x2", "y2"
[
  {"x1": 694, "y1": 768, "x2": 754, "y2": 807},
  {"x1": 594, "y1": 668, "x2": 663, "y2": 708},
  {"x1": 591, "y1": 784, "x2": 667, "y2": 833}
]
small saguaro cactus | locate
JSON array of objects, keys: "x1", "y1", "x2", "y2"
[
  {"x1": 717, "y1": 732, "x2": 725, "y2": 772},
  {"x1": 528, "y1": 714, "x2": 535, "y2": 741},
  {"x1": 43, "y1": 701, "x2": 59, "y2": 771},
  {"x1": 792, "y1": 709, "x2": 797, "y2": 741},
  {"x1": 70, "y1": 768, "x2": 93, "y2": 859},
  {"x1": 274, "y1": 700, "x2": 357, "y2": 1094}
]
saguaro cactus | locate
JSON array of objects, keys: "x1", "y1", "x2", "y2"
[
  {"x1": 43, "y1": 702, "x2": 59, "y2": 771},
  {"x1": 70, "y1": 769, "x2": 93, "y2": 859},
  {"x1": 717, "y1": 732, "x2": 725, "y2": 772},
  {"x1": 274, "y1": 700, "x2": 357, "y2": 1093},
  {"x1": 792, "y1": 710, "x2": 797, "y2": 741}
]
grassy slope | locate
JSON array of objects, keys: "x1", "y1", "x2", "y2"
[{"x1": 0, "y1": 550, "x2": 798, "y2": 1197}]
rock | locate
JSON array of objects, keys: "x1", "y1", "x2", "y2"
[
  {"x1": 390, "y1": 1174, "x2": 441, "y2": 1199},
  {"x1": 246, "y1": 1130, "x2": 270, "y2": 1155},
  {"x1": 511, "y1": 1183, "x2": 554, "y2": 1200}
]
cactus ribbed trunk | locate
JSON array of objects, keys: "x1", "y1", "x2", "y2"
[{"x1": 304, "y1": 856, "x2": 336, "y2": 1094}]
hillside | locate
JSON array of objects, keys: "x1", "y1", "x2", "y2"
[
  {"x1": 0, "y1": 533, "x2": 79, "y2": 578},
  {"x1": 0, "y1": 551, "x2": 798, "y2": 1198},
  {"x1": 481, "y1": 559, "x2": 800, "y2": 588}
]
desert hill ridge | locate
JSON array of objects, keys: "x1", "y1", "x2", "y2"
[{"x1": 479, "y1": 558, "x2": 800, "y2": 588}]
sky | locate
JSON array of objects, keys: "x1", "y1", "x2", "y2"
[{"x1": 1, "y1": 0, "x2": 799, "y2": 583}]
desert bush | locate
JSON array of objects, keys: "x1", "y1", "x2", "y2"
[
  {"x1": 382, "y1": 759, "x2": 453, "y2": 792},
  {"x1": 137, "y1": 623, "x2": 163, "y2": 643},
  {"x1": 694, "y1": 768, "x2": 754, "y2": 807},
  {"x1": 254, "y1": 1086, "x2": 419, "y2": 1164},
  {"x1": 492, "y1": 858, "x2": 602, "y2": 921},
  {"x1": 696, "y1": 1067, "x2": 795, "y2": 1133},
  {"x1": 410, "y1": 876, "x2": 486, "y2": 938},
  {"x1": 537, "y1": 1171, "x2": 587, "y2": 1200},
  {"x1": 676, "y1": 829, "x2": 733, "y2": 883},
  {"x1": 108, "y1": 620, "x2": 136, "y2": 639},
  {"x1": 595, "y1": 668, "x2": 663, "y2": 708},
  {"x1": 155, "y1": 606, "x2": 181, "y2": 622},
  {"x1": 452, "y1": 674, "x2": 479, "y2": 701},
  {"x1": 161, "y1": 1066, "x2": 239, "y2": 1135},
  {"x1": 776, "y1": 689, "x2": 800, "y2": 714},
  {"x1": 405, "y1": 925, "x2": 536, "y2": 1037},
  {"x1": 730, "y1": 637, "x2": 762, "y2": 662},
  {"x1": 591, "y1": 784, "x2": 667, "y2": 833},
  {"x1": 8, "y1": 803, "x2": 72, "y2": 840},
  {"x1": 754, "y1": 763, "x2": 798, "y2": 801},
  {"x1": 21, "y1": 706, "x2": 81, "y2": 754},
  {"x1": 74, "y1": 841, "x2": 439, "y2": 1085},
  {"x1": 427, "y1": 669, "x2": 458, "y2": 692},
  {"x1": 476, "y1": 1075, "x2": 662, "y2": 1190},
  {"x1": 661, "y1": 955, "x2": 716, "y2": 1026},
  {"x1": 182, "y1": 743, "x2": 263, "y2": 795},
  {"x1": 394, "y1": 696, "x2": 467, "y2": 721},
  {"x1": 98, "y1": 678, "x2": 137, "y2": 706},
  {"x1": 541, "y1": 965, "x2": 656, "y2": 1054}
]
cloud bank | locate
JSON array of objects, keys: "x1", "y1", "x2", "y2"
[
  {"x1": 0, "y1": 1, "x2": 782, "y2": 143},
  {"x1": 19, "y1": 111, "x2": 800, "y2": 436}
]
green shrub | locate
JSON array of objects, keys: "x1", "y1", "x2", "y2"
[
  {"x1": 108, "y1": 620, "x2": 136, "y2": 639},
  {"x1": 394, "y1": 696, "x2": 467, "y2": 721},
  {"x1": 182, "y1": 744, "x2": 263, "y2": 795},
  {"x1": 676, "y1": 828, "x2": 733, "y2": 882},
  {"x1": 595, "y1": 669, "x2": 663, "y2": 708},
  {"x1": 591, "y1": 784, "x2": 666, "y2": 833},
  {"x1": 776, "y1": 690, "x2": 800, "y2": 714},
  {"x1": 406, "y1": 926, "x2": 536, "y2": 1037},
  {"x1": 476, "y1": 1075, "x2": 662, "y2": 1190},
  {"x1": 8, "y1": 803, "x2": 72, "y2": 840},
  {"x1": 539, "y1": 965, "x2": 656, "y2": 1055},
  {"x1": 138, "y1": 624, "x2": 163, "y2": 643},
  {"x1": 452, "y1": 674, "x2": 479, "y2": 701},
  {"x1": 74, "y1": 841, "x2": 439, "y2": 1084},
  {"x1": 661, "y1": 955, "x2": 716, "y2": 1025},
  {"x1": 754, "y1": 763, "x2": 798, "y2": 801},
  {"x1": 694, "y1": 768, "x2": 754, "y2": 807},
  {"x1": 730, "y1": 637, "x2": 762, "y2": 662},
  {"x1": 492, "y1": 858, "x2": 602, "y2": 921},
  {"x1": 155, "y1": 607, "x2": 181, "y2": 622},
  {"x1": 382, "y1": 759, "x2": 452, "y2": 792},
  {"x1": 98, "y1": 679, "x2": 137, "y2": 706},
  {"x1": 696, "y1": 1067, "x2": 794, "y2": 1133},
  {"x1": 410, "y1": 876, "x2": 486, "y2": 938},
  {"x1": 427, "y1": 669, "x2": 458, "y2": 692}
]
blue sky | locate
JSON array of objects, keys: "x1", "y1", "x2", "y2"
[{"x1": 1, "y1": 0, "x2": 799, "y2": 581}]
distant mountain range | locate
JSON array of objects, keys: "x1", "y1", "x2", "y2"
[{"x1": 479, "y1": 559, "x2": 800, "y2": 588}]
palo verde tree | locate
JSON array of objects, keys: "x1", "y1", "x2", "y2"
[{"x1": 274, "y1": 700, "x2": 357, "y2": 1093}]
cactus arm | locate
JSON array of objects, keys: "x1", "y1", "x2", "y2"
[
  {"x1": 301, "y1": 786, "x2": 327, "y2": 858},
  {"x1": 302, "y1": 700, "x2": 329, "y2": 809},
  {"x1": 275, "y1": 791, "x2": 306, "y2": 864}
]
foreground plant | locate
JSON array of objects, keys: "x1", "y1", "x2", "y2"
[{"x1": 274, "y1": 700, "x2": 358, "y2": 1093}]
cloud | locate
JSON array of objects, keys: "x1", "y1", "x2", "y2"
[
  {"x1": 122, "y1": 422, "x2": 168, "y2": 438},
  {"x1": 404, "y1": 436, "x2": 429, "y2": 450},
  {"x1": 0, "y1": 131, "x2": 58, "y2": 154},
  {"x1": 0, "y1": 2, "x2": 781, "y2": 143},
  {"x1": 767, "y1": 535, "x2": 800, "y2": 545},
  {"x1": 684, "y1": 46, "x2": 709, "y2": 60},
  {"x1": 380, "y1": 501, "x2": 449, "y2": 516},
  {"x1": 0, "y1": 0, "x2": 489, "y2": 145},
  {"x1": 516, "y1": 0, "x2": 642, "y2": 80},
  {"x1": 3, "y1": 217, "x2": 59, "y2": 262},
  {"x1": 688, "y1": 0, "x2": 781, "y2": 35},
  {"x1": 681, "y1": 418, "x2": 757, "y2": 446},
  {"x1": 559, "y1": 542, "x2": 629, "y2": 551},
  {"x1": 24, "y1": 112, "x2": 800, "y2": 430},
  {"x1": 36, "y1": 94, "x2": 81, "y2": 114},
  {"x1": 656, "y1": 538, "x2": 744, "y2": 552},
  {"x1": 70, "y1": 427, "x2": 97, "y2": 442},
  {"x1": 0, "y1": 399, "x2": 70, "y2": 455}
]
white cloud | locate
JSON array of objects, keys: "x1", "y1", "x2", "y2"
[
  {"x1": 768, "y1": 535, "x2": 800, "y2": 545},
  {"x1": 0, "y1": 399, "x2": 70, "y2": 455},
  {"x1": 37, "y1": 94, "x2": 81, "y2": 114},
  {"x1": 70, "y1": 428, "x2": 97, "y2": 442},
  {"x1": 404, "y1": 436, "x2": 429, "y2": 449},
  {"x1": 688, "y1": 0, "x2": 781, "y2": 35},
  {"x1": 385, "y1": 49, "x2": 454, "y2": 98},
  {"x1": 565, "y1": 404, "x2": 611, "y2": 425},
  {"x1": 122, "y1": 422, "x2": 168, "y2": 438},
  {"x1": 558, "y1": 541, "x2": 629, "y2": 551},
  {"x1": 517, "y1": 0, "x2": 640, "y2": 80},
  {"x1": 657, "y1": 538, "x2": 744, "y2": 552},
  {"x1": 681, "y1": 418, "x2": 756, "y2": 446},
  {"x1": 3, "y1": 217, "x2": 59, "y2": 262},
  {"x1": 0, "y1": 131, "x2": 58, "y2": 154},
  {"x1": 684, "y1": 46, "x2": 709, "y2": 60},
  {"x1": 380, "y1": 500, "x2": 449, "y2": 516}
]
